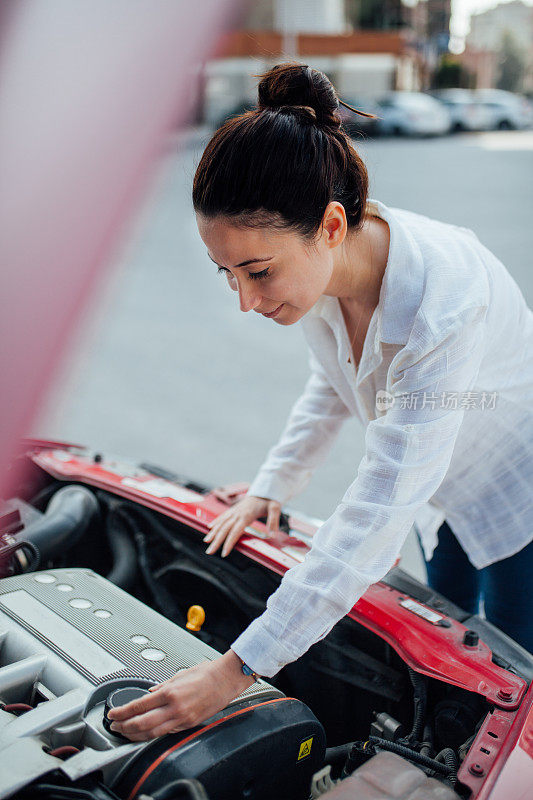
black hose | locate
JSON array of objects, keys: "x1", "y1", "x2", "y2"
[
  {"x1": 368, "y1": 736, "x2": 456, "y2": 777},
  {"x1": 105, "y1": 501, "x2": 180, "y2": 549},
  {"x1": 30, "y1": 481, "x2": 66, "y2": 512},
  {"x1": 93, "y1": 496, "x2": 183, "y2": 622},
  {"x1": 325, "y1": 743, "x2": 354, "y2": 769},
  {"x1": 104, "y1": 508, "x2": 138, "y2": 591},
  {"x1": 16, "y1": 485, "x2": 98, "y2": 564},
  {"x1": 436, "y1": 748, "x2": 459, "y2": 785},
  {"x1": 133, "y1": 526, "x2": 185, "y2": 625},
  {"x1": 406, "y1": 666, "x2": 427, "y2": 745},
  {"x1": 419, "y1": 723, "x2": 434, "y2": 759}
]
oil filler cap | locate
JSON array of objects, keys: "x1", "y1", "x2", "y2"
[{"x1": 103, "y1": 687, "x2": 151, "y2": 738}]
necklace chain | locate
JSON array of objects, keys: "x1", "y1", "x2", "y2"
[{"x1": 341, "y1": 302, "x2": 368, "y2": 367}]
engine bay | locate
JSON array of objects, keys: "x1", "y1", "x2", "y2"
[{"x1": 1, "y1": 447, "x2": 532, "y2": 800}]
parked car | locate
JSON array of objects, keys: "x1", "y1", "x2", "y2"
[
  {"x1": 1, "y1": 438, "x2": 533, "y2": 800},
  {"x1": 430, "y1": 89, "x2": 492, "y2": 132},
  {"x1": 474, "y1": 89, "x2": 533, "y2": 130},
  {"x1": 337, "y1": 96, "x2": 381, "y2": 138},
  {"x1": 375, "y1": 92, "x2": 451, "y2": 137}
]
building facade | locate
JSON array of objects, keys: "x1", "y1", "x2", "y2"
[{"x1": 465, "y1": 1, "x2": 533, "y2": 91}]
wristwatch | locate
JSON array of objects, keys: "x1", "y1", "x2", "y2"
[{"x1": 236, "y1": 655, "x2": 260, "y2": 682}]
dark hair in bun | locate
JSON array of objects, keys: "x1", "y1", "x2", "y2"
[
  {"x1": 257, "y1": 62, "x2": 342, "y2": 128},
  {"x1": 193, "y1": 62, "x2": 370, "y2": 240}
]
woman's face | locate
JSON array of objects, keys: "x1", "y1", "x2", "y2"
[{"x1": 196, "y1": 213, "x2": 336, "y2": 326}]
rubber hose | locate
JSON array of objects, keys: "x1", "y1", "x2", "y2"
[
  {"x1": 419, "y1": 723, "x2": 434, "y2": 759},
  {"x1": 341, "y1": 741, "x2": 378, "y2": 779},
  {"x1": 95, "y1": 498, "x2": 184, "y2": 622},
  {"x1": 30, "y1": 481, "x2": 66, "y2": 511},
  {"x1": 368, "y1": 736, "x2": 455, "y2": 776},
  {"x1": 16, "y1": 485, "x2": 98, "y2": 563},
  {"x1": 133, "y1": 527, "x2": 185, "y2": 625},
  {"x1": 104, "y1": 509, "x2": 138, "y2": 591},
  {"x1": 325, "y1": 743, "x2": 354, "y2": 768},
  {"x1": 407, "y1": 666, "x2": 427, "y2": 745},
  {"x1": 436, "y1": 748, "x2": 459, "y2": 785}
]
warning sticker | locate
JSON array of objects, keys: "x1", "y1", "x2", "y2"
[{"x1": 298, "y1": 737, "x2": 313, "y2": 761}]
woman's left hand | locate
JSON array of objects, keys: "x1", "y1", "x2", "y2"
[{"x1": 107, "y1": 649, "x2": 255, "y2": 741}]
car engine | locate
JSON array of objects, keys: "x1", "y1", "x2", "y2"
[
  {"x1": 0, "y1": 564, "x2": 325, "y2": 800},
  {"x1": 1, "y1": 448, "x2": 532, "y2": 800}
]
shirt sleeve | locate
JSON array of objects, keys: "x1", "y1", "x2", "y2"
[
  {"x1": 232, "y1": 304, "x2": 488, "y2": 677},
  {"x1": 246, "y1": 348, "x2": 352, "y2": 506}
]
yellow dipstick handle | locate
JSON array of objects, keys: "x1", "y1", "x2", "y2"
[{"x1": 186, "y1": 605, "x2": 205, "y2": 631}]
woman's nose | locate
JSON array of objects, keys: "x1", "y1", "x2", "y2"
[{"x1": 238, "y1": 282, "x2": 262, "y2": 313}]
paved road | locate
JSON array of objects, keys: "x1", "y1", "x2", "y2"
[{"x1": 34, "y1": 129, "x2": 533, "y2": 581}]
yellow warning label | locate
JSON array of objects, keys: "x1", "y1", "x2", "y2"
[{"x1": 298, "y1": 737, "x2": 313, "y2": 761}]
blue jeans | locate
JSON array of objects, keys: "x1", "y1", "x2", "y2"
[{"x1": 418, "y1": 521, "x2": 533, "y2": 654}]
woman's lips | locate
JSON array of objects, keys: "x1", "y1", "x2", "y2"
[{"x1": 262, "y1": 304, "x2": 284, "y2": 318}]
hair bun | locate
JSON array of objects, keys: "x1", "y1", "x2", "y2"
[{"x1": 257, "y1": 62, "x2": 341, "y2": 128}]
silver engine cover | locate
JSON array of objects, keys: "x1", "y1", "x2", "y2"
[{"x1": 0, "y1": 568, "x2": 282, "y2": 798}]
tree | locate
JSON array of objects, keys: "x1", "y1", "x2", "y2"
[
  {"x1": 497, "y1": 30, "x2": 526, "y2": 93},
  {"x1": 345, "y1": 0, "x2": 408, "y2": 30},
  {"x1": 432, "y1": 55, "x2": 474, "y2": 89}
]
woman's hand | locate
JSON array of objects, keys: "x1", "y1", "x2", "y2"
[
  {"x1": 107, "y1": 650, "x2": 255, "y2": 741},
  {"x1": 204, "y1": 494, "x2": 281, "y2": 557}
]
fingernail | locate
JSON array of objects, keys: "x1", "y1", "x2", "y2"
[{"x1": 110, "y1": 722, "x2": 119, "y2": 732}]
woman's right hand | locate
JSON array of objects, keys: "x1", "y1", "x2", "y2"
[{"x1": 204, "y1": 495, "x2": 281, "y2": 558}]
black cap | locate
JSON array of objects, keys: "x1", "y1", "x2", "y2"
[
  {"x1": 103, "y1": 686, "x2": 151, "y2": 738},
  {"x1": 463, "y1": 630, "x2": 479, "y2": 647}
]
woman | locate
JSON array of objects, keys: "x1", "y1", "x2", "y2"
[{"x1": 108, "y1": 63, "x2": 533, "y2": 742}]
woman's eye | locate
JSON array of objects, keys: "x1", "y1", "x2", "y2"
[
  {"x1": 248, "y1": 268, "x2": 270, "y2": 281},
  {"x1": 217, "y1": 266, "x2": 271, "y2": 281}
]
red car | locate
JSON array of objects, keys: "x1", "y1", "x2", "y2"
[{"x1": 1, "y1": 439, "x2": 532, "y2": 800}]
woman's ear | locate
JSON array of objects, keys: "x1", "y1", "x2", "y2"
[{"x1": 321, "y1": 201, "x2": 348, "y2": 250}]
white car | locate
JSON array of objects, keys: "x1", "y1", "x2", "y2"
[
  {"x1": 474, "y1": 89, "x2": 533, "y2": 130},
  {"x1": 431, "y1": 89, "x2": 493, "y2": 132},
  {"x1": 376, "y1": 92, "x2": 451, "y2": 137}
]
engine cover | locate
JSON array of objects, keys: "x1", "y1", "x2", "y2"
[{"x1": 0, "y1": 568, "x2": 325, "y2": 800}]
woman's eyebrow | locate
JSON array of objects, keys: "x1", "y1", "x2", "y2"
[{"x1": 207, "y1": 253, "x2": 273, "y2": 269}]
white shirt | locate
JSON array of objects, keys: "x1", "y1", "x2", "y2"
[{"x1": 231, "y1": 198, "x2": 533, "y2": 678}]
